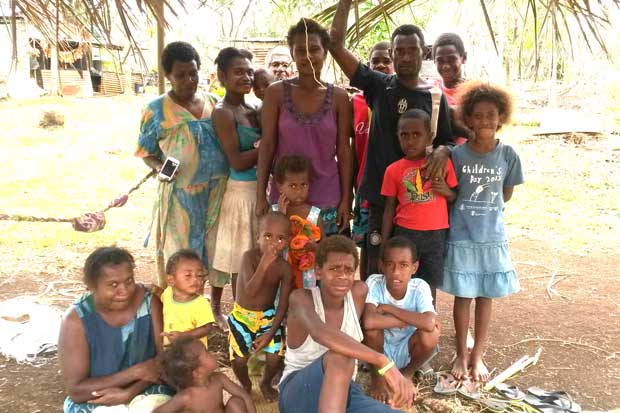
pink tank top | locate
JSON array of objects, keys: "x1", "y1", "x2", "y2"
[{"x1": 269, "y1": 80, "x2": 340, "y2": 209}]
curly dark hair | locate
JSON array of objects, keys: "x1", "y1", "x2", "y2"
[
  {"x1": 83, "y1": 246, "x2": 134, "y2": 286},
  {"x1": 287, "y1": 18, "x2": 330, "y2": 51},
  {"x1": 161, "y1": 41, "x2": 201, "y2": 75},
  {"x1": 432, "y1": 32, "x2": 465, "y2": 58},
  {"x1": 316, "y1": 235, "x2": 359, "y2": 270},
  {"x1": 391, "y1": 24, "x2": 425, "y2": 47},
  {"x1": 457, "y1": 80, "x2": 514, "y2": 128},
  {"x1": 214, "y1": 47, "x2": 253, "y2": 73},
  {"x1": 165, "y1": 249, "x2": 203, "y2": 275},
  {"x1": 159, "y1": 337, "x2": 201, "y2": 391},
  {"x1": 381, "y1": 236, "x2": 418, "y2": 262},
  {"x1": 273, "y1": 155, "x2": 312, "y2": 184}
]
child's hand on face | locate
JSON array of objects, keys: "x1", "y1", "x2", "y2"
[
  {"x1": 277, "y1": 193, "x2": 290, "y2": 215},
  {"x1": 259, "y1": 242, "x2": 280, "y2": 269}
]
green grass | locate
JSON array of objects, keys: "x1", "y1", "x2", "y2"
[
  {"x1": 499, "y1": 126, "x2": 619, "y2": 253},
  {"x1": 0, "y1": 95, "x2": 157, "y2": 258},
  {"x1": 0, "y1": 98, "x2": 618, "y2": 260}
]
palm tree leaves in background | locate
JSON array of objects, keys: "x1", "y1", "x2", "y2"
[
  {"x1": 313, "y1": 0, "x2": 619, "y2": 60},
  {"x1": 11, "y1": 0, "x2": 182, "y2": 56},
  {"x1": 7, "y1": 0, "x2": 620, "y2": 71}
]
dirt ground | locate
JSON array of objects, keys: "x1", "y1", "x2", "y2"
[
  {"x1": 0, "y1": 234, "x2": 618, "y2": 412},
  {"x1": 0, "y1": 96, "x2": 618, "y2": 412}
]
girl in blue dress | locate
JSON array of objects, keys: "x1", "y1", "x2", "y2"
[{"x1": 439, "y1": 81, "x2": 524, "y2": 382}]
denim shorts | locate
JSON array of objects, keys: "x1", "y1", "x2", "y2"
[{"x1": 279, "y1": 355, "x2": 404, "y2": 413}]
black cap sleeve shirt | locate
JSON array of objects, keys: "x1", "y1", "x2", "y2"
[{"x1": 350, "y1": 63, "x2": 453, "y2": 206}]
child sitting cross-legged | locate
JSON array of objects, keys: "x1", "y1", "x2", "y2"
[
  {"x1": 161, "y1": 250, "x2": 218, "y2": 347},
  {"x1": 228, "y1": 211, "x2": 293, "y2": 401},
  {"x1": 278, "y1": 236, "x2": 414, "y2": 413},
  {"x1": 154, "y1": 337, "x2": 255, "y2": 413},
  {"x1": 363, "y1": 236, "x2": 440, "y2": 404}
]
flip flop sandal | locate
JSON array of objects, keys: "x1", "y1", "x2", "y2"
[
  {"x1": 415, "y1": 345, "x2": 440, "y2": 378},
  {"x1": 495, "y1": 383, "x2": 527, "y2": 401},
  {"x1": 524, "y1": 394, "x2": 569, "y2": 413},
  {"x1": 433, "y1": 372, "x2": 460, "y2": 395},
  {"x1": 479, "y1": 397, "x2": 508, "y2": 412},
  {"x1": 457, "y1": 378, "x2": 482, "y2": 400},
  {"x1": 527, "y1": 387, "x2": 582, "y2": 413}
]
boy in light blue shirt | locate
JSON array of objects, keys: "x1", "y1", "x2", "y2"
[{"x1": 363, "y1": 236, "x2": 440, "y2": 404}]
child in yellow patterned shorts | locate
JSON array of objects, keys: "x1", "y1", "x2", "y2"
[
  {"x1": 228, "y1": 211, "x2": 293, "y2": 402},
  {"x1": 161, "y1": 250, "x2": 218, "y2": 348}
]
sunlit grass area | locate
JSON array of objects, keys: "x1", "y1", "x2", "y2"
[{"x1": 0, "y1": 96, "x2": 618, "y2": 260}]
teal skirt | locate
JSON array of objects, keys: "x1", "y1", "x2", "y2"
[{"x1": 439, "y1": 240, "x2": 520, "y2": 298}]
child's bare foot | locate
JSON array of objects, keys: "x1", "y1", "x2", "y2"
[
  {"x1": 469, "y1": 357, "x2": 490, "y2": 382},
  {"x1": 451, "y1": 354, "x2": 469, "y2": 380},
  {"x1": 369, "y1": 374, "x2": 391, "y2": 404},
  {"x1": 214, "y1": 313, "x2": 229, "y2": 332},
  {"x1": 259, "y1": 380, "x2": 279, "y2": 402}
]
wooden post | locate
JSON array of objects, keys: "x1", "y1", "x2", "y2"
[
  {"x1": 156, "y1": 0, "x2": 165, "y2": 95},
  {"x1": 10, "y1": 0, "x2": 17, "y2": 73}
]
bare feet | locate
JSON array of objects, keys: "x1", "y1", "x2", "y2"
[
  {"x1": 451, "y1": 354, "x2": 469, "y2": 380},
  {"x1": 469, "y1": 356, "x2": 490, "y2": 382},
  {"x1": 259, "y1": 380, "x2": 279, "y2": 402},
  {"x1": 214, "y1": 313, "x2": 229, "y2": 332},
  {"x1": 369, "y1": 374, "x2": 391, "y2": 405}
]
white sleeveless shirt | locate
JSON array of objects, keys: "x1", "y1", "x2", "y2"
[{"x1": 280, "y1": 286, "x2": 364, "y2": 383}]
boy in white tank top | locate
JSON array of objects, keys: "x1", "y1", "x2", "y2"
[{"x1": 278, "y1": 236, "x2": 414, "y2": 412}]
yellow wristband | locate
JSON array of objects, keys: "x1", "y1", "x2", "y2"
[{"x1": 377, "y1": 360, "x2": 395, "y2": 376}]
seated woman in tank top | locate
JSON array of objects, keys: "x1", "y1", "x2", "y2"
[
  {"x1": 278, "y1": 236, "x2": 414, "y2": 413},
  {"x1": 255, "y1": 18, "x2": 352, "y2": 237},
  {"x1": 59, "y1": 247, "x2": 173, "y2": 413}
]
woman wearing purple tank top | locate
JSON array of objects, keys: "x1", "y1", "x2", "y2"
[{"x1": 255, "y1": 18, "x2": 352, "y2": 236}]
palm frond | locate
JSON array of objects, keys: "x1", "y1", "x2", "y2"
[
  {"x1": 314, "y1": 0, "x2": 619, "y2": 59},
  {"x1": 12, "y1": 0, "x2": 184, "y2": 67}
]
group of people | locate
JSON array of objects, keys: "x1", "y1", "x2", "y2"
[{"x1": 58, "y1": 1, "x2": 524, "y2": 412}]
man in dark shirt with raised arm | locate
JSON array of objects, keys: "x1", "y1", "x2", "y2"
[{"x1": 330, "y1": 0, "x2": 454, "y2": 274}]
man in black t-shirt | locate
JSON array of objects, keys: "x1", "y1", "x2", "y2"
[{"x1": 330, "y1": 0, "x2": 454, "y2": 274}]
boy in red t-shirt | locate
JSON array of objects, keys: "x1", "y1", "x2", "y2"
[{"x1": 381, "y1": 109, "x2": 457, "y2": 304}]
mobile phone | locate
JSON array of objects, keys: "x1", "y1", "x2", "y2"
[{"x1": 158, "y1": 156, "x2": 180, "y2": 181}]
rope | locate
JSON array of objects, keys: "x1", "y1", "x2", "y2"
[
  {"x1": 302, "y1": 17, "x2": 324, "y2": 88},
  {"x1": 0, "y1": 170, "x2": 156, "y2": 232}
]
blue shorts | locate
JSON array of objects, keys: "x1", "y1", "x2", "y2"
[
  {"x1": 384, "y1": 334, "x2": 414, "y2": 370},
  {"x1": 279, "y1": 355, "x2": 404, "y2": 413}
]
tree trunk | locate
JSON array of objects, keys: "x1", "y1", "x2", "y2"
[
  {"x1": 10, "y1": 0, "x2": 18, "y2": 73},
  {"x1": 50, "y1": 44, "x2": 59, "y2": 95},
  {"x1": 156, "y1": 0, "x2": 165, "y2": 95}
]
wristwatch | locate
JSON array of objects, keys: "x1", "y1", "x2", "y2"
[{"x1": 369, "y1": 231, "x2": 382, "y2": 246}]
